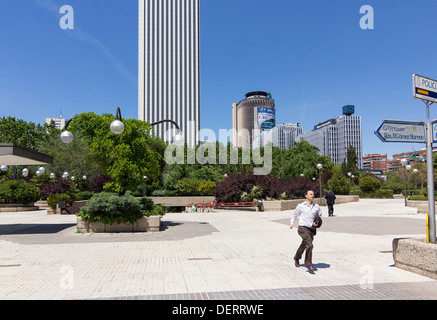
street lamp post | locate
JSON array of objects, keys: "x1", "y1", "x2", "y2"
[
  {"x1": 61, "y1": 108, "x2": 183, "y2": 146},
  {"x1": 110, "y1": 107, "x2": 125, "y2": 135},
  {"x1": 413, "y1": 168, "x2": 419, "y2": 194},
  {"x1": 150, "y1": 119, "x2": 184, "y2": 146},
  {"x1": 317, "y1": 163, "x2": 323, "y2": 205},
  {"x1": 400, "y1": 158, "x2": 408, "y2": 206},
  {"x1": 61, "y1": 107, "x2": 126, "y2": 143},
  {"x1": 406, "y1": 164, "x2": 412, "y2": 199}
]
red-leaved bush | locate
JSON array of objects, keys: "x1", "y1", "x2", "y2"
[
  {"x1": 40, "y1": 179, "x2": 72, "y2": 198},
  {"x1": 214, "y1": 170, "x2": 320, "y2": 203}
]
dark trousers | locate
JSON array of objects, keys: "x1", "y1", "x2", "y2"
[
  {"x1": 295, "y1": 226, "x2": 316, "y2": 266},
  {"x1": 328, "y1": 204, "x2": 334, "y2": 216}
]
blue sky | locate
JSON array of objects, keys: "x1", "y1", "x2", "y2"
[{"x1": 1, "y1": 0, "x2": 437, "y2": 157}]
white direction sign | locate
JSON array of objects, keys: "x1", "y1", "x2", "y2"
[
  {"x1": 431, "y1": 119, "x2": 437, "y2": 143},
  {"x1": 374, "y1": 120, "x2": 426, "y2": 143},
  {"x1": 413, "y1": 74, "x2": 437, "y2": 104}
]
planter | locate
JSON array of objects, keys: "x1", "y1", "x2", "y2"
[
  {"x1": 393, "y1": 238, "x2": 437, "y2": 280},
  {"x1": 262, "y1": 195, "x2": 360, "y2": 212},
  {"x1": 0, "y1": 203, "x2": 39, "y2": 212},
  {"x1": 77, "y1": 215, "x2": 162, "y2": 233}
]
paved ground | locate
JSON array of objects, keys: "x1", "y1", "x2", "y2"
[{"x1": 0, "y1": 198, "x2": 436, "y2": 300}]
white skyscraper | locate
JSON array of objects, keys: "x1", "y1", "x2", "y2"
[{"x1": 138, "y1": 0, "x2": 200, "y2": 147}]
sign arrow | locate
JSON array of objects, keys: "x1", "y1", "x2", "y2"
[{"x1": 374, "y1": 120, "x2": 426, "y2": 143}]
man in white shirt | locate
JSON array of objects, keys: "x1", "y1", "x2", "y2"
[{"x1": 289, "y1": 190, "x2": 322, "y2": 272}]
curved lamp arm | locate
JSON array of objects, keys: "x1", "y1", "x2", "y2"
[
  {"x1": 151, "y1": 119, "x2": 180, "y2": 130},
  {"x1": 150, "y1": 119, "x2": 184, "y2": 146}
]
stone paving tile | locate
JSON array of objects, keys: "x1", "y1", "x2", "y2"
[{"x1": 113, "y1": 281, "x2": 437, "y2": 300}]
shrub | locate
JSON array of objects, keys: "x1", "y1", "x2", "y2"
[
  {"x1": 374, "y1": 189, "x2": 394, "y2": 199},
  {"x1": 213, "y1": 170, "x2": 319, "y2": 203},
  {"x1": 47, "y1": 193, "x2": 71, "y2": 210},
  {"x1": 175, "y1": 178, "x2": 215, "y2": 196},
  {"x1": 145, "y1": 203, "x2": 165, "y2": 216},
  {"x1": 359, "y1": 176, "x2": 381, "y2": 192},
  {"x1": 241, "y1": 186, "x2": 264, "y2": 202},
  {"x1": 381, "y1": 180, "x2": 404, "y2": 194},
  {"x1": 327, "y1": 171, "x2": 350, "y2": 195},
  {"x1": 40, "y1": 179, "x2": 72, "y2": 199},
  {"x1": 408, "y1": 195, "x2": 432, "y2": 201},
  {"x1": 78, "y1": 191, "x2": 142, "y2": 224},
  {"x1": 0, "y1": 180, "x2": 40, "y2": 205},
  {"x1": 90, "y1": 175, "x2": 113, "y2": 193},
  {"x1": 75, "y1": 191, "x2": 95, "y2": 201},
  {"x1": 78, "y1": 192, "x2": 166, "y2": 224}
]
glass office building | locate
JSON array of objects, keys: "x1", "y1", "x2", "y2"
[{"x1": 298, "y1": 115, "x2": 363, "y2": 169}]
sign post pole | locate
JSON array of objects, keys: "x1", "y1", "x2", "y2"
[
  {"x1": 413, "y1": 74, "x2": 437, "y2": 244},
  {"x1": 425, "y1": 100, "x2": 436, "y2": 243}
]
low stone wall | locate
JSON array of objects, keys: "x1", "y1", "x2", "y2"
[
  {"x1": 262, "y1": 195, "x2": 360, "y2": 212},
  {"x1": 149, "y1": 196, "x2": 215, "y2": 207},
  {"x1": 393, "y1": 238, "x2": 437, "y2": 280},
  {"x1": 77, "y1": 215, "x2": 162, "y2": 233},
  {"x1": 407, "y1": 200, "x2": 436, "y2": 213},
  {"x1": 0, "y1": 203, "x2": 39, "y2": 212}
]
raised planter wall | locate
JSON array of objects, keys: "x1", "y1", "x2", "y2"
[
  {"x1": 149, "y1": 196, "x2": 215, "y2": 207},
  {"x1": 0, "y1": 203, "x2": 39, "y2": 212},
  {"x1": 393, "y1": 238, "x2": 437, "y2": 280},
  {"x1": 407, "y1": 200, "x2": 437, "y2": 213},
  {"x1": 77, "y1": 215, "x2": 162, "y2": 233},
  {"x1": 262, "y1": 195, "x2": 360, "y2": 212}
]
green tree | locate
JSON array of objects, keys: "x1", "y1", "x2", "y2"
[
  {"x1": 327, "y1": 166, "x2": 350, "y2": 195},
  {"x1": 0, "y1": 116, "x2": 53, "y2": 150},
  {"x1": 39, "y1": 129, "x2": 102, "y2": 183},
  {"x1": 275, "y1": 141, "x2": 334, "y2": 179},
  {"x1": 66, "y1": 112, "x2": 162, "y2": 194},
  {"x1": 341, "y1": 144, "x2": 360, "y2": 178}
]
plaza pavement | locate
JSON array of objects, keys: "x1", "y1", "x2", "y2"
[{"x1": 0, "y1": 198, "x2": 436, "y2": 300}]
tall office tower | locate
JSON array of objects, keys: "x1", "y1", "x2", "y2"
[
  {"x1": 139, "y1": 0, "x2": 200, "y2": 147},
  {"x1": 337, "y1": 115, "x2": 363, "y2": 169}
]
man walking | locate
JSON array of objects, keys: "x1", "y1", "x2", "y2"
[
  {"x1": 290, "y1": 190, "x2": 322, "y2": 272},
  {"x1": 325, "y1": 190, "x2": 336, "y2": 217}
]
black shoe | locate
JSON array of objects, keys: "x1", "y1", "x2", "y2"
[{"x1": 294, "y1": 258, "x2": 300, "y2": 268}]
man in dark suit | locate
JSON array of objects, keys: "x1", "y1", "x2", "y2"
[{"x1": 325, "y1": 190, "x2": 336, "y2": 217}]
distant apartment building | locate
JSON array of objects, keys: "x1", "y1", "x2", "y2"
[
  {"x1": 364, "y1": 149, "x2": 435, "y2": 173},
  {"x1": 45, "y1": 116, "x2": 67, "y2": 130},
  {"x1": 363, "y1": 154, "x2": 388, "y2": 173},
  {"x1": 392, "y1": 150, "x2": 427, "y2": 164},
  {"x1": 298, "y1": 113, "x2": 363, "y2": 169}
]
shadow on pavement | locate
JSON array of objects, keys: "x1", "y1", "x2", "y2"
[{"x1": 0, "y1": 223, "x2": 76, "y2": 235}]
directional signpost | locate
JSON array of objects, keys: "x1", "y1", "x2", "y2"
[
  {"x1": 413, "y1": 74, "x2": 437, "y2": 104},
  {"x1": 374, "y1": 120, "x2": 426, "y2": 144},
  {"x1": 373, "y1": 74, "x2": 437, "y2": 244},
  {"x1": 413, "y1": 74, "x2": 436, "y2": 244},
  {"x1": 431, "y1": 119, "x2": 437, "y2": 143}
]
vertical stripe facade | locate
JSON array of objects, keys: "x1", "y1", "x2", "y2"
[{"x1": 139, "y1": 0, "x2": 200, "y2": 147}]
